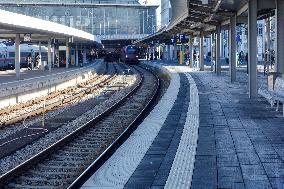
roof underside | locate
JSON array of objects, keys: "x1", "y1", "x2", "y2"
[
  {"x1": 137, "y1": 0, "x2": 276, "y2": 45},
  {"x1": 0, "y1": 9, "x2": 101, "y2": 46}
]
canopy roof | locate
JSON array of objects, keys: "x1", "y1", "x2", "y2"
[
  {"x1": 137, "y1": 0, "x2": 276, "y2": 45},
  {"x1": 0, "y1": 9, "x2": 101, "y2": 45}
]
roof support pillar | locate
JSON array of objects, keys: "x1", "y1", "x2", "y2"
[
  {"x1": 211, "y1": 33, "x2": 215, "y2": 72},
  {"x1": 158, "y1": 45, "x2": 161, "y2": 60},
  {"x1": 83, "y1": 46, "x2": 87, "y2": 64},
  {"x1": 230, "y1": 15, "x2": 237, "y2": 82},
  {"x1": 66, "y1": 39, "x2": 69, "y2": 68},
  {"x1": 180, "y1": 43, "x2": 185, "y2": 65},
  {"x1": 248, "y1": 0, "x2": 258, "y2": 98},
  {"x1": 15, "y1": 34, "x2": 20, "y2": 79},
  {"x1": 39, "y1": 42, "x2": 42, "y2": 70},
  {"x1": 265, "y1": 17, "x2": 271, "y2": 57},
  {"x1": 276, "y1": 0, "x2": 284, "y2": 74},
  {"x1": 265, "y1": 16, "x2": 271, "y2": 72},
  {"x1": 216, "y1": 26, "x2": 221, "y2": 75},
  {"x1": 75, "y1": 44, "x2": 79, "y2": 67},
  {"x1": 52, "y1": 42, "x2": 55, "y2": 68},
  {"x1": 48, "y1": 38, "x2": 52, "y2": 72},
  {"x1": 189, "y1": 36, "x2": 194, "y2": 68},
  {"x1": 170, "y1": 45, "x2": 173, "y2": 60},
  {"x1": 167, "y1": 45, "x2": 171, "y2": 60},
  {"x1": 174, "y1": 43, "x2": 177, "y2": 60},
  {"x1": 199, "y1": 34, "x2": 204, "y2": 71}
]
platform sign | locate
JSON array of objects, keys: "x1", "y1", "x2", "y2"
[
  {"x1": 170, "y1": 35, "x2": 177, "y2": 44},
  {"x1": 24, "y1": 34, "x2": 31, "y2": 42},
  {"x1": 178, "y1": 34, "x2": 186, "y2": 43},
  {"x1": 171, "y1": 34, "x2": 186, "y2": 44}
]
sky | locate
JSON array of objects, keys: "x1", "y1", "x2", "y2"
[{"x1": 139, "y1": 0, "x2": 161, "y2": 27}]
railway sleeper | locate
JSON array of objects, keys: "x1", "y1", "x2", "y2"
[
  {"x1": 20, "y1": 173, "x2": 76, "y2": 182},
  {"x1": 50, "y1": 154, "x2": 89, "y2": 161},
  {"x1": 60, "y1": 147, "x2": 96, "y2": 153},
  {"x1": 74, "y1": 138, "x2": 103, "y2": 144},
  {"x1": 7, "y1": 183, "x2": 52, "y2": 189},
  {"x1": 55, "y1": 151, "x2": 90, "y2": 157},
  {"x1": 29, "y1": 167, "x2": 79, "y2": 174},
  {"x1": 37, "y1": 164, "x2": 83, "y2": 170},
  {"x1": 11, "y1": 177, "x2": 69, "y2": 188},
  {"x1": 41, "y1": 159, "x2": 84, "y2": 167},
  {"x1": 70, "y1": 143, "x2": 99, "y2": 148}
]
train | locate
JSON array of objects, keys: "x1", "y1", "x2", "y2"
[
  {"x1": 120, "y1": 45, "x2": 140, "y2": 64},
  {"x1": 103, "y1": 45, "x2": 140, "y2": 64},
  {"x1": 0, "y1": 43, "x2": 48, "y2": 70}
]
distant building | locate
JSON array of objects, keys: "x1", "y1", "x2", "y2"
[
  {"x1": 0, "y1": 0, "x2": 158, "y2": 40},
  {"x1": 160, "y1": 0, "x2": 171, "y2": 28}
]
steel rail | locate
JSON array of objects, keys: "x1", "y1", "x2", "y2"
[
  {"x1": 68, "y1": 65, "x2": 160, "y2": 189},
  {"x1": 0, "y1": 65, "x2": 145, "y2": 187}
]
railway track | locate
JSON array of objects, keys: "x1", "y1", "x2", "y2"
[
  {"x1": 0, "y1": 63, "x2": 115, "y2": 127},
  {"x1": 0, "y1": 64, "x2": 159, "y2": 188},
  {"x1": 0, "y1": 63, "x2": 138, "y2": 160}
]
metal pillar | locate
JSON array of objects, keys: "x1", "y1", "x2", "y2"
[
  {"x1": 200, "y1": 34, "x2": 204, "y2": 71},
  {"x1": 56, "y1": 47, "x2": 59, "y2": 68},
  {"x1": 75, "y1": 44, "x2": 79, "y2": 66},
  {"x1": 181, "y1": 44, "x2": 185, "y2": 65},
  {"x1": 266, "y1": 17, "x2": 271, "y2": 57},
  {"x1": 167, "y1": 45, "x2": 171, "y2": 60},
  {"x1": 230, "y1": 15, "x2": 237, "y2": 82},
  {"x1": 248, "y1": 0, "x2": 258, "y2": 98},
  {"x1": 15, "y1": 34, "x2": 20, "y2": 79},
  {"x1": 83, "y1": 47, "x2": 87, "y2": 64},
  {"x1": 169, "y1": 45, "x2": 173, "y2": 60},
  {"x1": 210, "y1": 33, "x2": 215, "y2": 71},
  {"x1": 276, "y1": 0, "x2": 284, "y2": 74},
  {"x1": 48, "y1": 38, "x2": 52, "y2": 72},
  {"x1": 39, "y1": 41, "x2": 42, "y2": 70},
  {"x1": 52, "y1": 43, "x2": 55, "y2": 68},
  {"x1": 158, "y1": 45, "x2": 161, "y2": 59},
  {"x1": 190, "y1": 36, "x2": 194, "y2": 68},
  {"x1": 174, "y1": 43, "x2": 177, "y2": 60},
  {"x1": 216, "y1": 26, "x2": 221, "y2": 75},
  {"x1": 66, "y1": 40, "x2": 69, "y2": 68}
]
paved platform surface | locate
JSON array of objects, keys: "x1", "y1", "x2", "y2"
[
  {"x1": 191, "y1": 71, "x2": 284, "y2": 189},
  {"x1": 124, "y1": 73, "x2": 190, "y2": 189},
  {"x1": 0, "y1": 62, "x2": 98, "y2": 85},
  {"x1": 82, "y1": 61, "x2": 284, "y2": 189}
]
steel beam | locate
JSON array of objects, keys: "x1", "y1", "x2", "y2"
[
  {"x1": 276, "y1": 0, "x2": 284, "y2": 74},
  {"x1": 48, "y1": 38, "x2": 52, "y2": 72},
  {"x1": 200, "y1": 34, "x2": 204, "y2": 71},
  {"x1": 248, "y1": 0, "x2": 258, "y2": 98},
  {"x1": 15, "y1": 34, "x2": 20, "y2": 79},
  {"x1": 216, "y1": 26, "x2": 221, "y2": 75},
  {"x1": 230, "y1": 15, "x2": 237, "y2": 82}
]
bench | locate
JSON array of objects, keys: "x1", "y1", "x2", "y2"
[{"x1": 258, "y1": 77, "x2": 284, "y2": 116}]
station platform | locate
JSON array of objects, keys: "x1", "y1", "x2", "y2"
[
  {"x1": 0, "y1": 61, "x2": 100, "y2": 86},
  {"x1": 82, "y1": 60, "x2": 284, "y2": 189},
  {"x1": 0, "y1": 60, "x2": 105, "y2": 109}
]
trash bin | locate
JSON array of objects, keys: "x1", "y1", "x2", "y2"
[{"x1": 267, "y1": 72, "x2": 282, "y2": 90}]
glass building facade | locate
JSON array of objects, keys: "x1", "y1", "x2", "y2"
[
  {"x1": 0, "y1": 0, "x2": 157, "y2": 40},
  {"x1": 161, "y1": 0, "x2": 171, "y2": 28}
]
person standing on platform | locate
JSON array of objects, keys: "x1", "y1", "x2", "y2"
[{"x1": 27, "y1": 53, "x2": 32, "y2": 70}]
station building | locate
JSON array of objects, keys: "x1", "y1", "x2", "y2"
[{"x1": 0, "y1": 0, "x2": 157, "y2": 44}]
